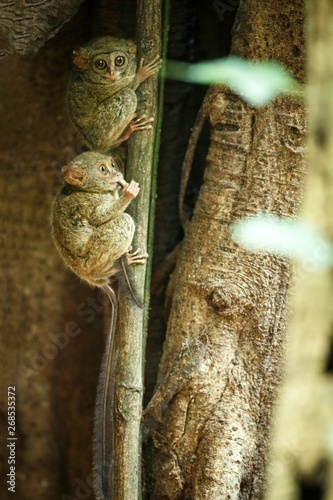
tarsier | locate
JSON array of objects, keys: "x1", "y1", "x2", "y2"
[
  {"x1": 67, "y1": 36, "x2": 162, "y2": 153},
  {"x1": 51, "y1": 151, "x2": 148, "y2": 499}
]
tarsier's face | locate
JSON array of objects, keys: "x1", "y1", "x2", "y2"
[
  {"x1": 91, "y1": 52, "x2": 129, "y2": 82},
  {"x1": 96, "y1": 157, "x2": 124, "y2": 190},
  {"x1": 62, "y1": 152, "x2": 125, "y2": 193},
  {"x1": 72, "y1": 36, "x2": 137, "y2": 85}
]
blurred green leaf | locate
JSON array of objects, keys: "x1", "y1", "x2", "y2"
[
  {"x1": 232, "y1": 214, "x2": 333, "y2": 269},
  {"x1": 166, "y1": 57, "x2": 300, "y2": 106}
]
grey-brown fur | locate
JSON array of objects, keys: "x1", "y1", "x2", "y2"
[
  {"x1": 51, "y1": 151, "x2": 147, "y2": 286},
  {"x1": 67, "y1": 36, "x2": 162, "y2": 153}
]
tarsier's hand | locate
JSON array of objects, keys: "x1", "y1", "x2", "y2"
[
  {"x1": 136, "y1": 55, "x2": 162, "y2": 84},
  {"x1": 123, "y1": 180, "x2": 140, "y2": 200},
  {"x1": 118, "y1": 115, "x2": 154, "y2": 144}
]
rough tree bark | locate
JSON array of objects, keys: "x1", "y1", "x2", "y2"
[
  {"x1": 146, "y1": 0, "x2": 237, "y2": 406},
  {"x1": 0, "y1": 0, "x2": 82, "y2": 57},
  {"x1": 144, "y1": 0, "x2": 305, "y2": 498}
]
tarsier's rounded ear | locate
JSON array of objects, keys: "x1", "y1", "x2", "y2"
[
  {"x1": 62, "y1": 164, "x2": 88, "y2": 187},
  {"x1": 72, "y1": 48, "x2": 90, "y2": 69}
]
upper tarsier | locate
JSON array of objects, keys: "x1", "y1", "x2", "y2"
[{"x1": 67, "y1": 35, "x2": 162, "y2": 153}]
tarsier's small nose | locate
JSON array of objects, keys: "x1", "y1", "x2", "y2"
[{"x1": 106, "y1": 70, "x2": 118, "y2": 81}]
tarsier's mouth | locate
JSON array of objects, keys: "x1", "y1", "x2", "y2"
[
  {"x1": 117, "y1": 178, "x2": 128, "y2": 188},
  {"x1": 105, "y1": 72, "x2": 118, "y2": 82}
]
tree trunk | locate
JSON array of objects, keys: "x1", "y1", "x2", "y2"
[{"x1": 144, "y1": 0, "x2": 305, "y2": 498}]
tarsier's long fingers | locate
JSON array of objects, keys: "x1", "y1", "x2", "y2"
[
  {"x1": 130, "y1": 258, "x2": 149, "y2": 265},
  {"x1": 124, "y1": 180, "x2": 140, "y2": 199},
  {"x1": 130, "y1": 115, "x2": 154, "y2": 132},
  {"x1": 146, "y1": 55, "x2": 162, "y2": 65},
  {"x1": 126, "y1": 247, "x2": 149, "y2": 266},
  {"x1": 128, "y1": 247, "x2": 140, "y2": 257},
  {"x1": 143, "y1": 55, "x2": 163, "y2": 76},
  {"x1": 137, "y1": 55, "x2": 162, "y2": 84},
  {"x1": 139, "y1": 55, "x2": 161, "y2": 68},
  {"x1": 132, "y1": 114, "x2": 150, "y2": 123}
]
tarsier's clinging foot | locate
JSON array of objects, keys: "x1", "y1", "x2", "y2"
[
  {"x1": 131, "y1": 114, "x2": 154, "y2": 131},
  {"x1": 126, "y1": 246, "x2": 149, "y2": 266}
]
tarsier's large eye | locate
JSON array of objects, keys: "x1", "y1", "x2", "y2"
[
  {"x1": 94, "y1": 59, "x2": 107, "y2": 70},
  {"x1": 99, "y1": 164, "x2": 108, "y2": 174},
  {"x1": 114, "y1": 55, "x2": 125, "y2": 67}
]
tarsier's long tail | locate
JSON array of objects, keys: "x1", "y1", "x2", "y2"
[
  {"x1": 92, "y1": 284, "x2": 118, "y2": 500},
  {"x1": 120, "y1": 255, "x2": 142, "y2": 308}
]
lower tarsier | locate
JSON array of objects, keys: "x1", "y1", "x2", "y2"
[{"x1": 51, "y1": 151, "x2": 147, "y2": 499}]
